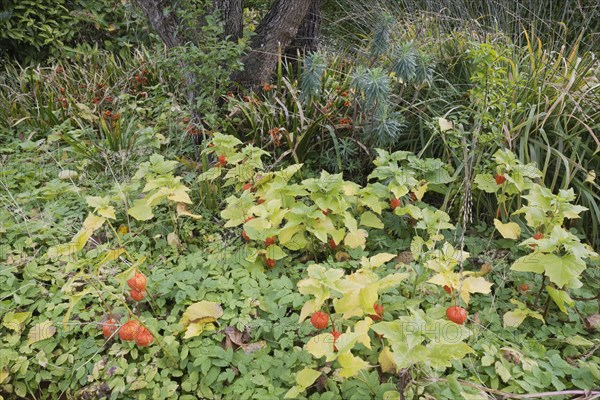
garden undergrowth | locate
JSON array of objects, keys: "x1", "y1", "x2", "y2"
[{"x1": 1, "y1": 7, "x2": 599, "y2": 399}]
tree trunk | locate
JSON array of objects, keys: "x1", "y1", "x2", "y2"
[
  {"x1": 214, "y1": 0, "x2": 244, "y2": 40},
  {"x1": 134, "y1": 0, "x2": 182, "y2": 48},
  {"x1": 285, "y1": 0, "x2": 324, "y2": 59},
  {"x1": 136, "y1": 0, "x2": 318, "y2": 88},
  {"x1": 134, "y1": 0, "x2": 201, "y2": 125},
  {"x1": 233, "y1": 0, "x2": 318, "y2": 87}
]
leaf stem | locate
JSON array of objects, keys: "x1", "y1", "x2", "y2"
[{"x1": 533, "y1": 275, "x2": 546, "y2": 308}]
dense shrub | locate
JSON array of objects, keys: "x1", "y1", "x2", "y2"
[{"x1": 0, "y1": 0, "x2": 152, "y2": 64}]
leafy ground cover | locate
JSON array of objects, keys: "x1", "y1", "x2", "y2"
[{"x1": 1, "y1": 127, "x2": 598, "y2": 399}]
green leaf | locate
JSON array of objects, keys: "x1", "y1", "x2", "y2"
[
  {"x1": 428, "y1": 343, "x2": 474, "y2": 368},
  {"x1": 295, "y1": 368, "x2": 321, "y2": 389},
  {"x1": 359, "y1": 284, "x2": 379, "y2": 313},
  {"x1": 495, "y1": 361, "x2": 512, "y2": 383},
  {"x1": 338, "y1": 352, "x2": 370, "y2": 378},
  {"x1": 359, "y1": 211, "x2": 384, "y2": 229},
  {"x1": 545, "y1": 286, "x2": 574, "y2": 313},
  {"x1": 265, "y1": 245, "x2": 287, "y2": 261},
  {"x1": 544, "y1": 254, "x2": 586, "y2": 288},
  {"x1": 503, "y1": 301, "x2": 544, "y2": 328},
  {"x1": 474, "y1": 173, "x2": 499, "y2": 193},
  {"x1": 198, "y1": 167, "x2": 222, "y2": 182},
  {"x1": 128, "y1": 199, "x2": 154, "y2": 221},
  {"x1": 511, "y1": 254, "x2": 546, "y2": 274},
  {"x1": 565, "y1": 335, "x2": 594, "y2": 347}
]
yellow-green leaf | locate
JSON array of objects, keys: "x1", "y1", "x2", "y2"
[
  {"x1": 412, "y1": 182, "x2": 428, "y2": 201},
  {"x1": 167, "y1": 185, "x2": 192, "y2": 204},
  {"x1": 298, "y1": 299, "x2": 318, "y2": 323},
  {"x1": 128, "y1": 199, "x2": 154, "y2": 221},
  {"x1": 28, "y1": 321, "x2": 56, "y2": 344},
  {"x1": 503, "y1": 310, "x2": 527, "y2": 328},
  {"x1": 344, "y1": 228, "x2": 367, "y2": 249},
  {"x1": 359, "y1": 284, "x2": 378, "y2": 314},
  {"x1": 584, "y1": 170, "x2": 596, "y2": 184},
  {"x1": 378, "y1": 273, "x2": 410, "y2": 291},
  {"x1": 180, "y1": 301, "x2": 223, "y2": 327},
  {"x1": 176, "y1": 203, "x2": 202, "y2": 219},
  {"x1": 333, "y1": 292, "x2": 362, "y2": 319},
  {"x1": 493, "y1": 219, "x2": 521, "y2": 239},
  {"x1": 359, "y1": 211, "x2": 383, "y2": 229},
  {"x1": 361, "y1": 253, "x2": 396, "y2": 269},
  {"x1": 183, "y1": 321, "x2": 216, "y2": 339},
  {"x1": 565, "y1": 335, "x2": 594, "y2": 347},
  {"x1": 295, "y1": 368, "x2": 321, "y2": 389},
  {"x1": 83, "y1": 213, "x2": 106, "y2": 231},
  {"x1": 544, "y1": 254, "x2": 586, "y2": 288},
  {"x1": 306, "y1": 333, "x2": 335, "y2": 359},
  {"x1": 546, "y1": 286, "x2": 574, "y2": 313},
  {"x1": 47, "y1": 228, "x2": 93, "y2": 258},
  {"x1": 338, "y1": 352, "x2": 370, "y2": 378},
  {"x1": 379, "y1": 346, "x2": 397, "y2": 374},
  {"x1": 284, "y1": 387, "x2": 302, "y2": 399},
  {"x1": 2, "y1": 311, "x2": 31, "y2": 333},
  {"x1": 354, "y1": 318, "x2": 373, "y2": 349},
  {"x1": 511, "y1": 254, "x2": 545, "y2": 274},
  {"x1": 503, "y1": 307, "x2": 543, "y2": 328},
  {"x1": 76, "y1": 102, "x2": 97, "y2": 121},
  {"x1": 383, "y1": 391, "x2": 401, "y2": 400},
  {"x1": 428, "y1": 343, "x2": 474, "y2": 368},
  {"x1": 97, "y1": 247, "x2": 125, "y2": 266},
  {"x1": 265, "y1": 244, "x2": 287, "y2": 261},
  {"x1": 167, "y1": 232, "x2": 181, "y2": 248},
  {"x1": 129, "y1": 380, "x2": 148, "y2": 391},
  {"x1": 459, "y1": 277, "x2": 493, "y2": 305}
]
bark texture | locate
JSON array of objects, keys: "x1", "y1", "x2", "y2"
[
  {"x1": 214, "y1": 0, "x2": 244, "y2": 40},
  {"x1": 286, "y1": 0, "x2": 324, "y2": 58},
  {"x1": 234, "y1": 0, "x2": 318, "y2": 87},
  {"x1": 134, "y1": 0, "x2": 182, "y2": 48}
]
